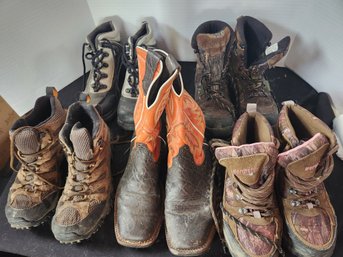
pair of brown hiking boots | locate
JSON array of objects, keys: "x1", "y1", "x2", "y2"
[
  {"x1": 6, "y1": 88, "x2": 112, "y2": 244},
  {"x1": 213, "y1": 102, "x2": 338, "y2": 257},
  {"x1": 192, "y1": 16, "x2": 290, "y2": 139},
  {"x1": 114, "y1": 47, "x2": 215, "y2": 255}
]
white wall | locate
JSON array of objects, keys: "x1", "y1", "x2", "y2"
[
  {"x1": 1, "y1": 0, "x2": 342, "y2": 115},
  {"x1": 0, "y1": 0, "x2": 94, "y2": 115},
  {"x1": 87, "y1": 0, "x2": 343, "y2": 112}
]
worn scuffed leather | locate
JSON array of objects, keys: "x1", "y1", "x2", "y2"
[
  {"x1": 165, "y1": 72, "x2": 215, "y2": 256},
  {"x1": 114, "y1": 47, "x2": 179, "y2": 247}
]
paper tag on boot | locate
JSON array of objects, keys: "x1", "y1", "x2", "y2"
[
  {"x1": 246, "y1": 103, "x2": 257, "y2": 113},
  {"x1": 265, "y1": 43, "x2": 279, "y2": 56}
]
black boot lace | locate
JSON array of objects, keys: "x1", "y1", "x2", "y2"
[
  {"x1": 121, "y1": 43, "x2": 140, "y2": 97},
  {"x1": 82, "y1": 39, "x2": 123, "y2": 92}
]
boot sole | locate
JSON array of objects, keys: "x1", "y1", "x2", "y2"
[
  {"x1": 113, "y1": 189, "x2": 163, "y2": 248},
  {"x1": 7, "y1": 193, "x2": 59, "y2": 230},
  {"x1": 165, "y1": 224, "x2": 216, "y2": 256},
  {"x1": 54, "y1": 181, "x2": 113, "y2": 244},
  {"x1": 117, "y1": 118, "x2": 134, "y2": 131},
  {"x1": 223, "y1": 222, "x2": 279, "y2": 257}
]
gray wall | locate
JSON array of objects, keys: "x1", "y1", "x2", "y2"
[{"x1": 0, "y1": 0, "x2": 94, "y2": 115}]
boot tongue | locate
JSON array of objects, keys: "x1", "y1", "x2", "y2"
[
  {"x1": 86, "y1": 21, "x2": 118, "y2": 50},
  {"x1": 196, "y1": 26, "x2": 231, "y2": 54},
  {"x1": 70, "y1": 122, "x2": 93, "y2": 161},
  {"x1": 250, "y1": 36, "x2": 290, "y2": 68},
  {"x1": 216, "y1": 142, "x2": 276, "y2": 187},
  {"x1": 14, "y1": 128, "x2": 40, "y2": 155},
  {"x1": 231, "y1": 153, "x2": 267, "y2": 186},
  {"x1": 278, "y1": 133, "x2": 329, "y2": 179}
]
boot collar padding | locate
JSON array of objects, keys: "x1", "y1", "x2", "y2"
[{"x1": 279, "y1": 104, "x2": 337, "y2": 149}]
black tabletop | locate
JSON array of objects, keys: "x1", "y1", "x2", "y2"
[{"x1": 0, "y1": 63, "x2": 342, "y2": 257}]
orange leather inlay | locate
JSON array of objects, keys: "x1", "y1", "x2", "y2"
[
  {"x1": 166, "y1": 84, "x2": 205, "y2": 168},
  {"x1": 133, "y1": 47, "x2": 171, "y2": 161}
]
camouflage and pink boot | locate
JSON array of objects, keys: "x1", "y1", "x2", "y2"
[
  {"x1": 277, "y1": 101, "x2": 338, "y2": 257},
  {"x1": 214, "y1": 110, "x2": 283, "y2": 257}
]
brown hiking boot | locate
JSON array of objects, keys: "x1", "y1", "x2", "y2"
[
  {"x1": 214, "y1": 111, "x2": 283, "y2": 257},
  {"x1": 277, "y1": 102, "x2": 338, "y2": 257},
  {"x1": 191, "y1": 20, "x2": 236, "y2": 139},
  {"x1": 164, "y1": 71, "x2": 215, "y2": 256},
  {"x1": 230, "y1": 16, "x2": 290, "y2": 125},
  {"x1": 5, "y1": 88, "x2": 66, "y2": 229},
  {"x1": 114, "y1": 47, "x2": 179, "y2": 247},
  {"x1": 51, "y1": 102, "x2": 112, "y2": 244}
]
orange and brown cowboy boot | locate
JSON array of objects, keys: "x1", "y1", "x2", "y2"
[
  {"x1": 164, "y1": 70, "x2": 215, "y2": 256},
  {"x1": 114, "y1": 46, "x2": 179, "y2": 248},
  {"x1": 214, "y1": 109, "x2": 283, "y2": 257},
  {"x1": 277, "y1": 101, "x2": 338, "y2": 257}
]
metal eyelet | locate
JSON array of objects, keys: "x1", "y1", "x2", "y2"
[{"x1": 291, "y1": 200, "x2": 300, "y2": 207}]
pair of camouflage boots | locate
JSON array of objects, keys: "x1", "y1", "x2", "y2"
[
  {"x1": 81, "y1": 20, "x2": 155, "y2": 130},
  {"x1": 114, "y1": 47, "x2": 216, "y2": 256},
  {"x1": 213, "y1": 102, "x2": 338, "y2": 257},
  {"x1": 6, "y1": 88, "x2": 112, "y2": 244},
  {"x1": 192, "y1": 16, "x2": 290, "y2": 139}
]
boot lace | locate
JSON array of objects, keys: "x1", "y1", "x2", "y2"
[
  {"x1": 121, "y1": 43, "x2": 141, "y2": 97},
  {"x1": 283, "y1": 153, "x2": 334, "y2": 208},
  {"x1": 200, "y1": 70, "x2": 235, "y2": 115},
  {"x1": 10, "y1": 133, "x2": 63, "y2": 192},
  {"x1": 237, "y1": 65, "x2": 269, "y2": 99},
  {"x1": 64, "y1": 152, "x2": 96, "y2": 202},
  {"x1": 82, "y1": 39, "x2": 123, "y2": 92}
]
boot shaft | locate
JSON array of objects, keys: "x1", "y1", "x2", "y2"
[
  {"x1": 122, "y1": 21, "x2": 156, "y2": 98},
  {"x1": 277, "y1": 102, "x2": 337, "y2": 195},
  {"x1": 166, "y1": 73, "x2": 206, "y2": 168},
  {"x1": 192, "y1": 20, "x2": 233, "y2": 101},
  {"x1": 134, "y1": 47, "x2": 179, "y2": 161},
  {"x1": 83, "y1": 21, "x2": 122, "y2": 100},
  {"x1": 216, "y1": 111, "x2": 278, "y2": 188},
  {"x1": 231, "y1": 16, "x2": 290, "y2": 78}
]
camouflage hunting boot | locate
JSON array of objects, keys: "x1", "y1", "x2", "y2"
[
  {"x1": 5, "y1": 88, "x2": 66, "y2": 229},
  {"x1": 191, "y1": 20, "x2": 236, "y2": 139},
  {"x1": 117, "y1": 21, "x2": 156, "y2": 131},
  {"x1": 52, "y1": 102, "x2": 112, "y2": 243},
  {"x1": 164, "y1": 71, "x2": 215, "y2": 256},
  {"x1": 277, "y1": 101, "x2": 338, "y2": 257},
  {"x1": 230, "y1": 16, "x2": 290, "y2": 126},
  {"x1": 114, "y1": 47, "x2": 179, "y2": 247},
  {"x1": 81, "y1": 21, "x2": 122, "y2": 123},
  {"x1": 214, "y1": 110, "x2": 283, "y2": 257}
]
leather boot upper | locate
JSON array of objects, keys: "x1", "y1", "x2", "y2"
[
  {"x1": 277, "y1": 102, "x2": 338, "y2": 252},
  {"x1": 215, "y1": 111, "x2": 282, "y2": 257},
  {"x1": 52, "y1": 102, "x2": 112, "y2": 243},
  {"x1": 230, "y1": 16, "x2": 290, "y2": 125},
  {"x1": 114, "y1": 46, "x2": 179, "y2": 246},
  {"x1": 192, "y1": 20, "x2": 236, "y2": 139},
  {"x1": 164, "y1": 72, "x2": 215, "y2": 255},
  {"x1": 6, "y1": 88, "x2": 65, "y2": 227}
]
